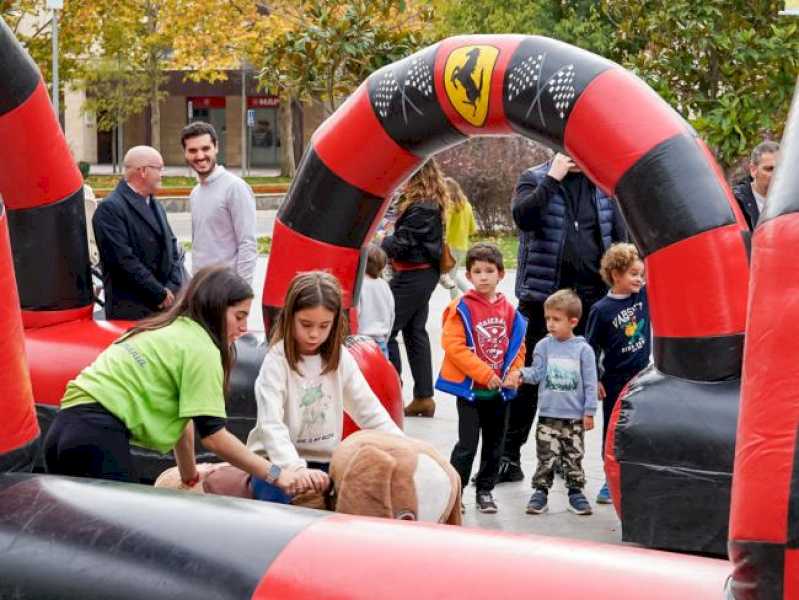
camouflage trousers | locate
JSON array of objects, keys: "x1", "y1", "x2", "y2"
[{"x1": 532, "y1": 417, "x2": 586, "y2": 490}]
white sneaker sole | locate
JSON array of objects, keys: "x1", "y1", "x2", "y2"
[
  {"x1": 567, "y1": 505, "x2": 593, "y2": 516},
  {"x1": 526, "y1": 504, "x2": 548, "y2": 515}
]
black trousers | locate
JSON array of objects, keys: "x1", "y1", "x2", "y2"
[
  {"x1": 502, "y1": 287, "x2": 605, "y2": 463},
  {"x1": 44, "y1": 404, "x2": 136, "y2": 483},
  {"x1": 450, "y1": 395, "x2": 510, "y2": 493},
  {"x1": 387, "y1": 267, "x2": 439, "y2": 398}
]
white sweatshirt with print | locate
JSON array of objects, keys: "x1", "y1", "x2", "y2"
[{"x1": 246, "y1": 341, "x2": 402, "y2": 469}]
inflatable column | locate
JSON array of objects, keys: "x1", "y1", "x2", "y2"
[
  {"x1": 263, "y1": 34, "x2": 750, "y2": 553},
  {"x1": 0, "y1": 194, "x2": 38, "y2": 471},
  {"x1": 0, "y1": 18, "x2": 92, "y2": 330},
  {"x1": 728, "y1": 87, "x2": 799, "y2": 598}
]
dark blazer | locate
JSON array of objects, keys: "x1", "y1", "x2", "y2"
[
  {"x1": 732, "y1": 178, "x2": 759, "y2": 231},
  {"x1": 93, "y1": 180, "x2": 184, "y2": 320}
]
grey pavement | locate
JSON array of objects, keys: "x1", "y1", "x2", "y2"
[{"x1": 183, "y1": 246, "x2": 623, "y2": 547}]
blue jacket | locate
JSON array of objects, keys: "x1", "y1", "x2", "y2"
[
  {"x1": 435, "y1": 296, "x2": 527, "y2": 402},
  {"x1": 512, "y1": 163, "x2": 626, "y2": 303}
]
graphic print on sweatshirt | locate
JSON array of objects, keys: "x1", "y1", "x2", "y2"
[
  {"x1": 297, "y1": 382, "x2": 333, "y2": 444},
  {"x1": 612, "y1": 302, "x2": 647, "y2": 355},
  {"x1": 544, "y1": 357, "x2": 580, "y2": 392},
  {"x1": 474, "y1": 316, "x2": 510, "y2": 371}
]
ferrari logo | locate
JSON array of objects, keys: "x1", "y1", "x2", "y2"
[{"x1": 444, "y1": 45, "x2": 499, "y2": 127}]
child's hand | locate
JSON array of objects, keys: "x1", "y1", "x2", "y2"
[
  {"x1": 276, "y1": 467, "x2": 308, "y2": 496},
  {"x1": 305, "y1": 468, "x2": 331, "y2": 493},
  {"x1": 598, "y1": 382, "x2": 606, "y2": 400},
  {"x1": 487, "y1": 374, "x2": 502, "y2": 390},
  {"x1": 503, "y1": 370, "x2": 522, "y2": 389},
  {"x1": 583, "y1": 415, "x2": 595, "y2": 431}
]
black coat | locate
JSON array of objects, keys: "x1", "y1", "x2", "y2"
[
  {"x1": 381, "y1": 201, "x2": 444, "y2": 266},
  {"x1": 93, "y1": 180, "x2": 184, "y2": 320},
  {"x1": 732, "y1": 178, "x2": 759, "y2": 231}
]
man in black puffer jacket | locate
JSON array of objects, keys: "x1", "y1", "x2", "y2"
[
  {"x1": 731, "y1": 141, "x2": 779, "y2": 231},
  {"x1": 498, "y1": 153, "x2": 627, "y2": 483}
]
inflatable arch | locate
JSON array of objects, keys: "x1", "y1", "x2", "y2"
[{"x1": 264, "y1": 34, "x2": 750, "y2": 553}]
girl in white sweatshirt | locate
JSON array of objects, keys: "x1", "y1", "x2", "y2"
[{"x1": 246, "y1": 271, "x2": 402, "y2": 502}]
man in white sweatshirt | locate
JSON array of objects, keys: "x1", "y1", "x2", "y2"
[{"x1": 181, "y1": 121, "x2": 257, "y2": 284}]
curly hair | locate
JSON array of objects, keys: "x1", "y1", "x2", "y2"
[
  {"x1": 600, "y1": 243, "x2": 642, "y2": 287},
  {"x1": 397, "y1": 159, "x2": 449, "y2": 217}
]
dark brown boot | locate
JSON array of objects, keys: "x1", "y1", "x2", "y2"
[{"x1": 404, "y1": 396, "x2": 435, "y2": 417}]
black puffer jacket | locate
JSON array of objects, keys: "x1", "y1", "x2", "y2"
[{"x1": 381, "y1": 200, "x2": 443, "y2": 266}]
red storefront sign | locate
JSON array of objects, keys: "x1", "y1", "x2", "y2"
[
  {"x1": 247, "y1": 96, "x2": 280, "y2": 108},
  {"x1": 187, "y1": 96, "x2": 226, "y2": 109}
]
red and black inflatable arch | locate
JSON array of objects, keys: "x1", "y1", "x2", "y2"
[
  {"x1": 264, "y1": 34, "x2": 750, "y2": 553},
  {"x1": 728, "y1": 89, "x2": 799, "y2": 598}
]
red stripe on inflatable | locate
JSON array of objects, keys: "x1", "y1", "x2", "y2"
[
  {"x1": 646, "y1": 224, "x2": 748, "y2": 337},
  {"x1": 25, "y1": 318, "x2": 130, "y2": 406},
  {"x1": 263, "y1": 219, "x2": 361, "y2": 309},
  {"x1": 434, "y1": 35, "x2": 523, "y2": 136},
  {"x1": 252, "y1": 514, "x2": 730, "y2": 599},
  {"x1": 0, "y1": 212, "x2": 38, "y2": 453},
  {"x1": 313, "y1": 83, "x2": 422, "y2": 197},
  {"x1": 730, "y1": 215, "x2": 799, "y2": 543},
  {"x1": 22, "y1": 305, "x2": 94, "y2": 330},
  {"x1": 604, "y1": 382, "x2": 627, "y2": 518},
  {"x1": 0, "y1": 83, "x2": 82, "y2": 210},
  {"x1": 787, "y1": 550, "x2": 799, "y2": 599},
  {"x1": 697, "y1": 138, "x2": 750, "y2": 231},
  {"x1": 564, "y1": 68, "x2": 687, "y2": 195}
]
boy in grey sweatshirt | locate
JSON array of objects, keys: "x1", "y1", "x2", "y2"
[{"x1": 505, "y1": 289, "x2": 597, "y2": 516}]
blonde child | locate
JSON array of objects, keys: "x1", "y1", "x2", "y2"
[
  {"x1": 585, "y1": 243, "x2": 650, "y2": 504},
  {"x1": 506, "y1": 289, "x2": 598, "y2": 516},
  {"x1": 246, "y1": 271, "x2": 402, "y2": 502},
  {"x1": 441, "y1": 177, "x2": 478, "y2": 298},
  {"x1": 358, "y1": 244, "x2": 395, "y2": 358}
]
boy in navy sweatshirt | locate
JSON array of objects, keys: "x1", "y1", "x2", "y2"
[
  {"x1": 505, "y1": 289, "x2": 597, "y2": 516},
  {"x1": 585, "y1": 243, "x2": 650, "y2": 504}
]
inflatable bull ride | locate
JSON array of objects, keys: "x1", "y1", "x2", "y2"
[{"x1": 0, "y1": 18, "x2": 795, "y2": 597}]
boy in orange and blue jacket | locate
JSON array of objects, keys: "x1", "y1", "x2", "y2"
[{"x1": 436, "y1": 242, "x2": 526, "y2": 513}]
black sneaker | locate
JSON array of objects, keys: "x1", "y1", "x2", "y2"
[
  {"x1": 496, "y1": 459, "x2": 524, "y2": 483},
  {"x1": 567, "y1": 491, "x2": 593, "y2": 515},
  {"x1": 526, "y1": 489, "x2": 548, "y2": 514},
  {"x1": 476, "y1": 491, "x2": 498, "y2": 513}
]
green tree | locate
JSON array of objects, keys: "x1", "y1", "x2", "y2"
[{"x1": 599, "y1": 1, "x2": 799, "y2": 170}]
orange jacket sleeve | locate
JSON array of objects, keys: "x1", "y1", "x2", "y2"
[{"x1": 441, "y1": 303, "x2": 497, "y2": 386}]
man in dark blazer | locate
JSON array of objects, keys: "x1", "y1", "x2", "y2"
[
  {"x1": 732, "y1": 141, "x2": 780, "y2": 231},
  {"x1": 93, "y1": 146, "x2": 185, "y2": 320}
]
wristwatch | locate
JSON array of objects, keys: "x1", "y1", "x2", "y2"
[{"x1": 265, "y1": 463, "x2": 282, "y2": 484}]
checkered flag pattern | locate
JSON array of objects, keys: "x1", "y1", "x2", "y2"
[
  {"x1": 405, "y1": 57, "x2": 434, "y2": 98},
  {"x1": 548, "y1": 65, "x2": 576, "y2": 119},
  {"x1": 374, "y1": 71, "x2": 400, "y2": 119},
  {"x1": 507, "y1": 54, "x2": 545, "y2": 102}
]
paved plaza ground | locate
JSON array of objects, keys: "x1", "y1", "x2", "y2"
[{"x1": 172, "y1": 208, "x2": 624, "y2": 547}]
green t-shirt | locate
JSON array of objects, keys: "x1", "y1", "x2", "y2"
[{"x1": 62, "y1": 317, "x2": 226, "y2": 453}]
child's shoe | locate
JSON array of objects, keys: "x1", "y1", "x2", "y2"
[
  {"x1": 476, "y1": 491, "x2": 498, "y2": 513},
  {"x1": 596, "y1": 482, "x2": 612, "y2": 504},
  {"x1": 525, "y1": 489, "x2": 548, "y2": 514},
  {"x1": 567, "y1": 490, "x2": 593, "y2": 515}
]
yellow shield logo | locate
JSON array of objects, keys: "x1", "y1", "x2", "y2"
[{"x1": 444, "y1": 45, "x2": 499, "y2": 127}]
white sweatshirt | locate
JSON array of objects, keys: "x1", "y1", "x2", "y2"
[
  {"x1": 246, "y1": 341, "x2": 403, "y2": 469},
  {"x1": 190, "y1": 166, "x2": 257, "y2": 284},
  {"x1": 357, "y1": 275, "x2": 395, "y2": 342}
]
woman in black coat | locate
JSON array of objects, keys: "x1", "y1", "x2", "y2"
[{"x1": 381, "y1": 159, "x2": 448, "y2": 418}]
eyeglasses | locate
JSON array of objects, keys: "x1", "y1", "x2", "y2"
[{"x1": 142, "y1": 165, "x2": 165, "y2": 173}]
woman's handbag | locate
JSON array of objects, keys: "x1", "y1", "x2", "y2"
[{"x1": 440, "y1": 243, "x2": 457, "y2": 273}]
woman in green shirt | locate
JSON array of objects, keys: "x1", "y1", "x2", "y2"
[{"x1": 44, "y1": 266, "x2": 327, "y2": 496}]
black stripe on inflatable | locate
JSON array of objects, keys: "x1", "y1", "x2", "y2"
[
  {"x1": 367, "y1": 43, "x2": 466, "y2": 156},
  {"x1": 654, "y1": 334, "x2": 743, "y2": 382},
  {"x1": 0, "y1": 437, "x2": 40, "y2": 473},
  {"x1": 0, "y1": 474, "x2": 326, "y2": 600},
  {"x1": 7, "y1": 188, "x2": 92, "y2": 310},
  {"x1": 503, "y1": 36, "x2": 614, "y2": 149},
  {"x1": 615, "y1": 134, "x2": 736, "y2": 256},
  {"x1": 741, "y1": 229, "x2": 751, "y2": 264},
  {"x1": 278, "y1": 148, "x2": 382, "y2": 249},
  {"x1": 728, "y1": 541, "x2": 785, "y2": 598},
  {"x1": 790, "y1": 424, "x2": 799, "y2": 547},
  {"x1": 0, "y1": 19, "x2": 40, "y2": 117}
]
